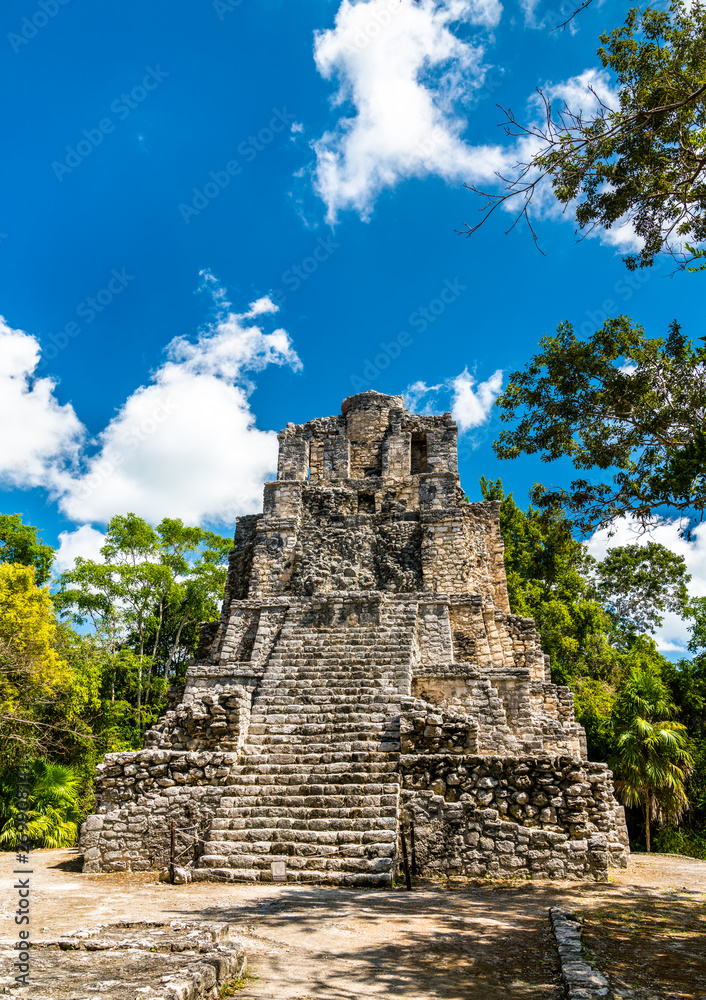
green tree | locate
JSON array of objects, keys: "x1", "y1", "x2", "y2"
[
  {"x1": 594, "y1": 541, "x2": 690, "y2": 639},
  {"x1": 493, "y1": 317, "x2": 706, "y2": 532},
  {"x1": 55, "y1": 513, "x2": 230, "y2": 733},
  {"x1": 481, "y1": 478, "x2": 694, "y2": 767},
  {"x1": 479, "y1": 477, "x2": 616, "y2": 684},
  {"x1": 463, "y1": 2, "x2": 706, "y2": 272},
  {"x1": 0, "y1": 513, "x2": 54, "y2": 585},
  {"x1": 654, "y1": 610, "x2": 706, "y2": 855},
  {"x1": 611, "y1": 666, "x2": 693, "y2": 851},
  {"x1": 0, "y1": 563, "x2": 81, "y2": 766}
]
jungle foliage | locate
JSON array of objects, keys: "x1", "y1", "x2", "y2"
[
  {"x1": 0, "y1": 511, "x2": 231, "y2": 849},
  {"x1": 493, "y1": 319, "x2": 706, "y2": 533},
  {"x1": 481, "y1": 478, "x2": 704, "y2": 854}
]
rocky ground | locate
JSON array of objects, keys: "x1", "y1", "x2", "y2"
[{"x1": 1, "y1": 850, "x2": 704, "y2": 999}]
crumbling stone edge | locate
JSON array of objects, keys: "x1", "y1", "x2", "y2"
[
  {"x1": 549, "y1": 908, "x2": 613, "y2": 1000},
  {"x1": 35, "y1": 921, "x2": 247, "y2": 1000}
]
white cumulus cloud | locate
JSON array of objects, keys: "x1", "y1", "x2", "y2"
[
  {"x1": 450, "y1": 366, "x2": 503, "y2": 431},
  {"x1": 0, "y1": 284, "x2": 302, "y2": 532},
  {"x1": 0, "y1": 317, "x2": 84, "y2": 489},
  {"x1": 587, "y1": 517, "x2": 706, "y2": 654},
  {"x1": 404, "y1": 365, "x2": 502, "y2": 432},
  {"x1": 311, "y1": 0, "x2": 505, "y2": 222},
  {"x1": 57, "y1": 291, "x2": 301, "y2": 526},
  {"x1": 53, "y1": 525, "x2": 106, "y2": 574}
]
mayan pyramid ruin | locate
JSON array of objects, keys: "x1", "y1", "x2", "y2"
[{"x1": 80, "y1": 390, "x2": 629, "y2": 884}]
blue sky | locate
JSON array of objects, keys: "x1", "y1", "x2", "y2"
[{"x1": 1, "y1": 0, "x2": 704, "y2": 650}]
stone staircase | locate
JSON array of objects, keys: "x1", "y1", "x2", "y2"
[{"x1": 197, "y1": 598, "x2": 417, "y2": 885}]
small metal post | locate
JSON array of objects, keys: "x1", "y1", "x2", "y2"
[
  {"x1": 400, "y1": 828, "x2": 412, "y2": 891},
  {"x1": 193, "y1": 831, "x2": 199, "y2": 867},
  {"x1": 410, "y1": 820, "x2": 417, "y2": 877},
  {"x1": 169, "y1": 821, "x2": 176, "y2": 885}
]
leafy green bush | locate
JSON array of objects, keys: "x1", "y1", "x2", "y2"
[
  {"x1": 0, "y1": 761, "x2": 82, "y2": 849},
  {"x1": 652, "y1": 824, "x2": 706, "y2": 861}
]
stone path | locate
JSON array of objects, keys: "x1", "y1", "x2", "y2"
[{"x1": 1, "y1": 850, "x2": 704, "y2": 999}]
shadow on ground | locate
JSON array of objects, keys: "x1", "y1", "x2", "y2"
[{"x1": 171, "y1": 881, "x2": 563, "y2": 999}]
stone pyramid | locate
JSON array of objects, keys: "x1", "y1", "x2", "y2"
[{"x1": 81, "y1": 391, "x2": 629, "y2": 884}]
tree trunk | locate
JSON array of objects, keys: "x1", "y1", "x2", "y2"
[
  {"x1": 137, "y1": 621, "x2": 144, "y2": 730},
  {"x1": 146, "y1": 600, "x2": 163, "y2": 703},
  {"x1": 137, "y1": 662, "x2": 142, "y2": 730},
  {"x1": 645, "y1": 795, "x2": 651, "y2": 853},
  {"x1": 165, "y1": 611, "x2": 189, "y2": 677}
]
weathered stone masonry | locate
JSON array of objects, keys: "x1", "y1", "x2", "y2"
[{"x1": 81, "y1": 391, "x2": 629, "y2": 883}]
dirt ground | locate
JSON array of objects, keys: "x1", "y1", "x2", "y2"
[{"x1": 1, "y1": 850, "x2": 705, "y2": 999}]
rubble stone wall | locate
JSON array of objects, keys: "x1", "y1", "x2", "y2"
[
  {"x1": 82, "y1": 750, "x2": 237, "y2": 873},
  {"x1": 400, "y1": 754, "x2": 629, "y2": 879}
]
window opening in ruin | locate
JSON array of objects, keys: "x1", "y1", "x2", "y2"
[
  {"x1": 410, "y1": 433, "x2": 428, "y2": 474},
  {"x1": 358, "y1": 492, "x2": 375, "y2": 514}
]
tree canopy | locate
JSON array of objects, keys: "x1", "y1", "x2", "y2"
[
  {"x1": 0, "y1": 513, "x2": 54, "y2": 585},
  {"x1": 55, "y1": 513, "x2": 231, "y2": 731},
  {"x1": 593, "y1": 540, "x2": 690, "y2": 638},
  {"x1": 493, "y1": 317, "x2": 706, "y2": 533},
  {"x1": 0, "y1": 563, "x2": 91, "y2": 766},
  {"x1": 463, "y1": 1, "x2": 706, "y2": 271}
]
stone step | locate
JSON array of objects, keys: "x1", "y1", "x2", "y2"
[
  {"x1": 239, "y1": 751, "x2": 396, "y2": 765},
  {"x1": 245, "y1": 743, "x2": 400, "y2": 755},
  {"x1": 216, "y1": 787, "x2": 397, "y2": 804},
  {"x1": 198, "y1": 851, "x2": 395, "y2": 872},
  {"x1": 224, "y1": 761, "x2": 397, "y2": 783},
  {"x1": 266, "y1": 653, "x2": 407, "y2": 660},
  {"x1": 210, "y1": 821, "x2": 397, "y2": 839},
  {"x1": 213, "y1": 776, "x2": 398, "y2": 792},
  {"x1": 255, "y1": 687, "x2": 401, "y2": 696},
  {"x1": 253, "y1": 692, "x2": 399, "y2": 703},
  {"x1": 202, "y1": 841, "x2": 395, "y2": 861},
  {"x1": 249, "y1": 705, "x2": 397, "y2": 715},
  {"x1": 261, "y1": 665, "x2": 400, "y2": 673},
  {"x1": 247, "y1": 730, "x2": 398, "y2": 742},
  {"x1": 214, "y1": 805, "x2": 398, "y2": 821},
  {"x1": 215, "y1": 796, "x2": 398, "y2": 813},
  {"x1": 248, "y1": 719, "x2": 394, "y2": 732},
  {"x1": 249, "y1": 710, "x2": 392, "y2": 723},
  {"x1": 194, "y1": 867, "x2": 392, "y2": 887}
]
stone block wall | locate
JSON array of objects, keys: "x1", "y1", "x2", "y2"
[
  {"x1": 144, "y1": 672, "x2": 256, "y2": 752},
  {"x1": 400, "y1": 755, "x2": 629, "y2": 879},
  {"x1": 419, "y1": 500, "x2": 510, "y2": 610},
  {"x1": 81, "y1": 750, "x2": 238, "y2": 873},
  {"x1": 400, "y1": 703, "x2": 479, "y2": 754},
  {"x1": 274, "y1": 392, "x2": 458, "y2": 485}
]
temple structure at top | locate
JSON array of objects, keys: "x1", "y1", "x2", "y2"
[{"x1": 224, "y1": 391, "x2": 509, "y2": 607}]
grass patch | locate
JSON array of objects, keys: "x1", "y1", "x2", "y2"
[{"x1": 218, "y1": 971, "x2": 259, "y2": 996}]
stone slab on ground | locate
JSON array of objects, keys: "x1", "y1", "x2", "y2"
[
  {"x1": 550, "y1": 908, "x2": 613, "y2": 1000},
  {"x1": 0, "y1": 920, "x2": 246, "y2": 999}
]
